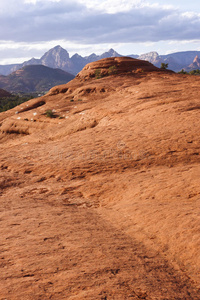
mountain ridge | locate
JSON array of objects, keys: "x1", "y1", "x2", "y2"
[
  {"x1": 0, "y1": 47, "x2": 123, "y2": 76},
  {"x1": 1, "y1": 46, "x2": 200, "y2": 76},
  {"x1": 137, "y1": 50, "x2": 200, "y2": 72},
  {"x1": 0, "y1": 65, "x2": 75, "y2": 93}
]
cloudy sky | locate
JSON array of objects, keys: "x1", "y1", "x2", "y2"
[{"x1": 0, "y1": 0, "x2": 200, "y2": 64}]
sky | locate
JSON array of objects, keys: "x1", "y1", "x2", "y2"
[{"x1": 0, "y1": 0, "x2": 200, "y2": 64}]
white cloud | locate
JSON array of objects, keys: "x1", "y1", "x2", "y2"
[
  {"x1": 0, "y1": 0, "x2": 200, "y2": 64},
  {"x1": 78, "y1": 0, "x2": 144, "y2": 13},
  {"x1": 0, "y1": 39, "x2": 125, "y2": 64},
  {"x1": 1, "y1": 0, "x2": 199, "y2": 44},
  {"x1": 24, "y1": 0, "x2": 62, "y2": 3}
]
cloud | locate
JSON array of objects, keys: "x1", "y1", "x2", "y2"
[
  {"x1": 78, "y1": 0, "x2": 144, "y2": 13},
  {"x1": 0, "y1": 0, "x2": 200, "y2": 45}
]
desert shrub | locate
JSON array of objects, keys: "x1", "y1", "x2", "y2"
[
  {"x1": 108, "y1": 65, "x2": 117, "y2": 75},
  {"x1": 95, "y1": 69, "x2": 102, "y2": 79},
  {"x1": 45, "y1": 109, "x2": 54, "y2": 118},
  {"x1": 70, "y1": 99, "x2": 74, "y2": 102}
]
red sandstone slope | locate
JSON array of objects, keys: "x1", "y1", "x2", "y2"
[{"x1": 0, "y1": 57, "x2": 199, "y2": 299}]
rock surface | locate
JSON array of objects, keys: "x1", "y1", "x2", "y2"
[{"x1": 0, "y1": 57, "x2": 200, "y2": 299}]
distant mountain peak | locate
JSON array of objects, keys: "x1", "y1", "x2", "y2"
[
  {"x1": 139, "y1": 51, "x2": 159, "y2": 58},
  {"x1": 40, "y1": 45, "x2": 70, "y2": 70},
  {"x1": 108, "y1": 48, "x2": 115, "y2": 53},
  {"x1": 47, "y1": 45, "x2": 68, "y2": 53},
  {"x1": 71, "y1": 53, "x2": 82, "y2": 58},
  {"x1": 184, "y1": 54, "x2": 200, "y2": 71},
  {"x1": 53, "y1": 45, "x2": 63, "y2": 50},
  {"x1": 41, "y1": 45, "x2": 69, "y2": 60},
  {"x1": 193, "y1": 55, "x2": 200, "y2": 63},
  {"x1": 107, "y1": 48, "x2": 120, "y2": 56},
  {"x1": 138, "y1": 51, "x2": 160, "y2": 65},
  {"x1": 100, "y1": 49, "x2": 121, "y2": 59}
]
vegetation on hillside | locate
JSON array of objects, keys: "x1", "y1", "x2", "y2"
[
  {"x1": 95, "y1": 65, "x2": 118, "y2": 79},
  {"x1": 45, "y1": 109, "x2": 55, "y2": 118},
  {"x1": 178, "y1": 69, "x2": 200, "y2": 75},
  {"x1": 0, "y1": 94, "x2": 36, "y2": 112}
]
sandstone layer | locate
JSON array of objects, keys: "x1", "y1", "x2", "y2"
[{"x1": 0, "y1": 57, "x2": 200, "y2": 299}]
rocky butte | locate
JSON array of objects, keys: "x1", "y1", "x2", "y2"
[
  {"x1": 0, "y1": 57, "x2": 200, "y2": 299},
  {"x1": 186, "y1": 55, "x2": 200, "y2": 72}
]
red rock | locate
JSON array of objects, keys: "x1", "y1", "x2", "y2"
[{"x1": 0, "y1": 58, "x2": 199, "y2": 299}]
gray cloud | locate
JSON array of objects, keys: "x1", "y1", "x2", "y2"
[{"x1": 0, "y1": 1, "x2": 200, "y2": 44}]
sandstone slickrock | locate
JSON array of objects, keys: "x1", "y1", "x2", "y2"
[{"x1": 0, "y1": 57, "x2": 200, "y2": 299}]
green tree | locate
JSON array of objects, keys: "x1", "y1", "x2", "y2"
[
  {"x1": 189, "y1": 69, "x2": 200, "y2": 75},
  {"x1": 178, "y1": 69, "x2": 187, "y2": 74},
  {"x1": 160, "y1": 63, "x2": 168, "y2": 70}
]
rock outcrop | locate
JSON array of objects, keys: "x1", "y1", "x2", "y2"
[
  {"x1": 76, "y1": 56, "x2": 162, "y2": 81},
  {"x1": 186, "y1": 55, "x2": 200, "y2": 71}
]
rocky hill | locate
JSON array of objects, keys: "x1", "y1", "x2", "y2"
[
  {"x1": 0, "y1": 65, "x2": 75, "y2": 93},
  {"x1": 0, "y1": 57, "x2": 199, "y2": 299}
]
